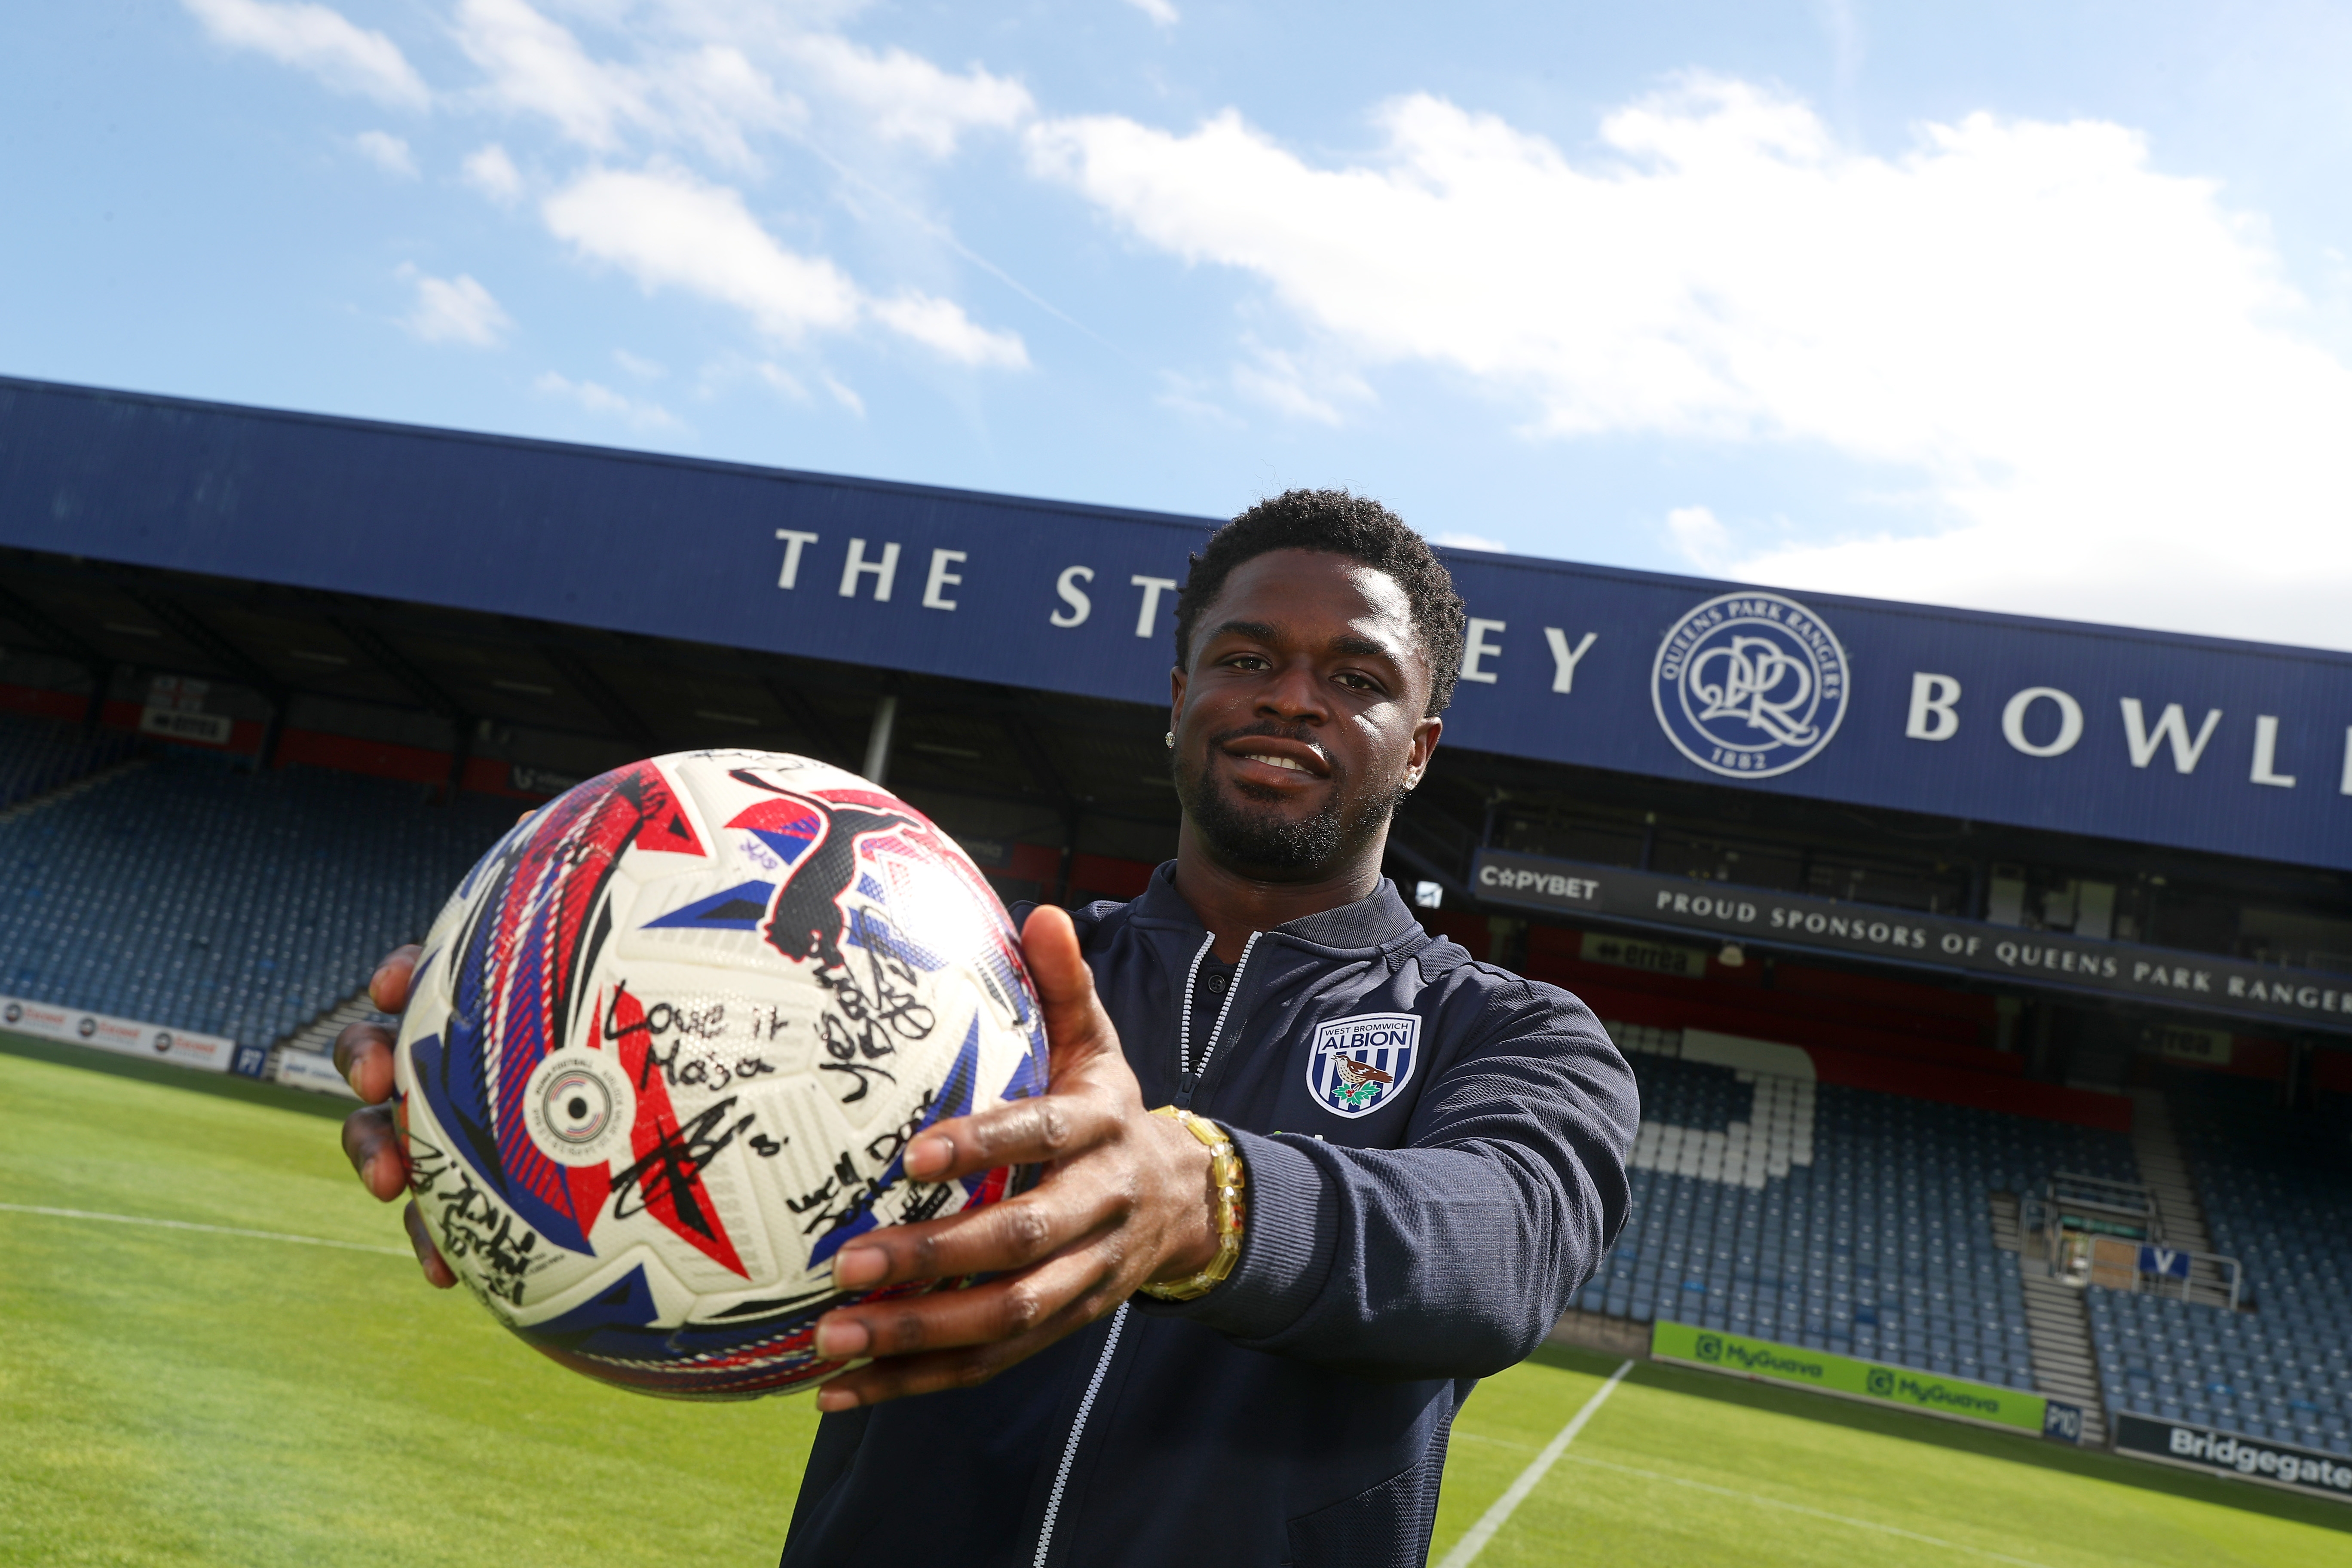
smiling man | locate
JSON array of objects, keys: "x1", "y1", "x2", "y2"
[{"x1": 338, "y1": 488, "x2": 1637, "y2": 1567}]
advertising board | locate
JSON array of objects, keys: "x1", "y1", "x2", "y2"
[
  {"x1": 0, "y1": 994, "x2": 236, "y2": 1073},
  {"x1": 1477, "y1": 848, "x2": 2352, "y2": 1035},
  {"x1": 2113, "y1": 1413, "x2": 2352, "y2": 1503},
  {"x1": 1651, "y1": 1319, "x2": 2062, "y2": 1438}
]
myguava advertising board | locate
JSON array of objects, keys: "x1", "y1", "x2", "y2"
[{"x1": 1651, "y1": 1319, "x2": 2074, "y2": 1440}]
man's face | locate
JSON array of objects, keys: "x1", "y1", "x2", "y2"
[{"x1": 1170, "y1": 548, "x2": 1442, "y2": 879}]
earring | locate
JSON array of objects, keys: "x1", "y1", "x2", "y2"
[{"x1": 1164, "y1": 731, "x2": 1175, "y2": 749}]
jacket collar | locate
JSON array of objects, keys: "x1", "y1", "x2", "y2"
[{"x1": 1127, "y1": 861, "x2": 1424, "y2": 956}]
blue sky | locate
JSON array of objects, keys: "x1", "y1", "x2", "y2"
[{"x1": 7, "y1": 1, "x2": 2352, "y2": 650}]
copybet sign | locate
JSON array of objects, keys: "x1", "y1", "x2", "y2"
[
  {"x1": 0, "y1": 995, "x2": 236, "y2": 1074},
  {"x1": 1651, "y1": 1320, "x2": 2055, "y2": 1437}
]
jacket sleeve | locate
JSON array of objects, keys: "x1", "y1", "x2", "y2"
[{"x1": 1134, "y1": 965, "x2": 1638, "y2": 1381}]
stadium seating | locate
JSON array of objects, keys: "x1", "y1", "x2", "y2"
[
  {"x1": 0, "y1": 747, "x2": 512, "y2": 1050},
  {"x1": 2086, "y1": 1287, "x2": 2349, "y2": 1453},
  {"x1": 1585, "y1": 1024, "x2": 2139, "y2": 1393},
  {"x1": 2079, "y1": 1075, "x2": 2352, "y2": 1453},
  {"x1": 0, "y1": 711, "x2": 140, "y2": 812}
]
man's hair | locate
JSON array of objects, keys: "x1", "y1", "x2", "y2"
[{"x1": 1172, "y1": 489, "x2": 1468, "y2": 716}]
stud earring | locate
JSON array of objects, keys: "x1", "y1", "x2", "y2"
[{"x1": 1164, "y1": 731, "x2": 1175, "y2": 749}]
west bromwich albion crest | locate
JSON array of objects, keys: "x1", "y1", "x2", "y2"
[{"x1": 1306, "y1": 1013, "x2": 1421, "y2": 1119}]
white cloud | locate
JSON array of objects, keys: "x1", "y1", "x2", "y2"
[
  {"x1": 455, "y1": 0, "x2": 650, "y2": 150},
  {"x1": 462, "y1": 142, "x2": 524, "y2": 203},
  {"x1": 401, "y1": 267, "x2": 512, "y2": 346},
  {"x1": 453, "y1": 0, "x2": 796, "y2": 167},
  {"x1": 535, "y1": 370, "x2": 681, "y2": 430},
  {"x1": 354, "y1": 130, "x2": 417, "y2": 178},
  {"x1": 1125, "y1": 0, "x2": 1182, "y2": 26},
  {"x1": 1027, "y1": 79, "x2": 2352, "y2": 649},
  {"x1": 542, "y1": 164, "x2": 1025, "y2": 367},
  {"x1": 612, "y1": 348, "x2": 666, "y2": 378},
  {"x1": 1434, "y1": 531, "x2": 1508, "y2": 551},
  {"x1": 781, "y1": 33, "x2": 1032, "y2": 156},
  {"x1": 1230, "y1": 344, "x2": 1362, "y2": 425},
  {"x1": 1665, "y1": 505, "x2": 1732, "y2": 572},
  {"x1": 182, "y1": 0, "x2": 429, "y2": 109},
  {"x1": 823, "y1": 374, "x2": 865, "y2": 416}
]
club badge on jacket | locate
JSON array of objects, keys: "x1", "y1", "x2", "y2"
[{"x1": 1306, "y1": 1014, "x2": 1421, "y2": 1118}]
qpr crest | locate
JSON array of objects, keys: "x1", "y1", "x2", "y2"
[
  {"x1": 1305, "y1": 1013, "x2": 1421, "y2": 1119},
  {"x1": 1652, "y1": 591, "x2": 1850, "y2": 780}
]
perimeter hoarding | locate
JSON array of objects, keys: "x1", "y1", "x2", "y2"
[
  {"x1": 0, "y1": 994, "x2": 236, "y2": 1072},
  {"x1": 3, "y1": 377, "x2": 2350, "y2": 873},
  {"x1": 1476, "y1": 848, "x2": 2352, "y2": 1037},
  {"x1": 2113, "y1": 1413, "x2": 2352, "y2": 1503},
  {"x1": 1651, "y1": 1319, "x2": 2071, "y2": 1439}
]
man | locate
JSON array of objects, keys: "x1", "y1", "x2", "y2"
[{"x1": 337, "y1": 489, "x2": 1638, "y2": 1566}]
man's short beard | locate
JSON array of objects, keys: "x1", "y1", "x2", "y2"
[{"x1": 1176, "y1": 724, "x2": 1408, "y2": 876}]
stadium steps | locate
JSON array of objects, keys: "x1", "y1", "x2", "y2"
[
  {"x1": 2131, "y1": 1088, "x2": 2214, "y2": 1252},
  {"x1": 0, "y1": 754, "x2": 148, "y2": 824},
  {"x1": 266, "y1": 986, "x2": 387, "y2": 1087},
  {"x1": 2019, "y1": 1259, "x2": 2109, "y2": 1446},
  {"x1": 2128, "y1": 1086, "x2": 2245, "y2": 1310},
  {"x1": 1989, "y1": 1190, "x2": 2024, "y2": 1253}
]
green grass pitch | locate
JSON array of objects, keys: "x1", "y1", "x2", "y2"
[{"x1": 4, "y1": 1040, "x2": 2347, "y2": 1567}]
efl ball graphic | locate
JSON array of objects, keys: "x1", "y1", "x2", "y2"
[{"x1": 393, "y1": 751, "x2": 1049, "y2": 1398}]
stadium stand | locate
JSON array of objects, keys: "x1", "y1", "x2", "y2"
[
  {"x1": 2079, "y1": 1076, "x2": 2352, "y2": 1453},
  {"x1": 0, "y1": 712, "x2": 141, "y2": 814},
  {"x1": 0, "y1": 744, "x2": 511, "y2": 1053},
  {"x1": 1583, "y1": 1025, "x2": 2141, "y2": 1395}
]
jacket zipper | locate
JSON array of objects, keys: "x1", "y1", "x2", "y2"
[
  {"x1": 1031, "y1": 1301, "x2": 1130, "y2": 1568},
  {"x1": 1176, "y1": 929, "x2": 1259, "y2": 1110}
]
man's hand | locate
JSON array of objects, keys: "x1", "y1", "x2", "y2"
[
  {"x1": 334, "y1": 943, "x2": 456, "y2": 1289},
  {"x1": 808, "y1": 904, "x2": 1219, "y2": 1412}
]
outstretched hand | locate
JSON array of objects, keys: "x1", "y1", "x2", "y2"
[
  {"x1": 809, "y1": 905, "x2": 1217, "y2": 1412},
  {"x1": 333, "y1": 943, "x2": 456, "y2": 1289},
  {"x1": 332, "y1": 906, "x2": 1219, "y2": 1408}
]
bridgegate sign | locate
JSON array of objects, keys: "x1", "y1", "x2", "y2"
[{"x1": 4, "y1": 377, "x2": 2349, "y2": 870}]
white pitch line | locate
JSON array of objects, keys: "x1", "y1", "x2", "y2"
[
  {"x1": 1436, "y1": 1357, "x2": 1635, "y2": 1568},
  {"x1": 1556, "y1": 1452, "x2": 2059, "y2": 1568},
  {"x1": 0, "y1": 1201, "x2": 410, "y2": 1257}
]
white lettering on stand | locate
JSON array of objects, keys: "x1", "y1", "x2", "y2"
[
  {"x1": 1130, "y1": 575, "x2": 1178, "y2": 638},
  {"x1": 840, "y1": 539, "x2": 901, "y2": 601},
  {"x1": 1543, "y1": 628, "x2": 1598, "y2": 693},
  {"x1": 2121, "y1": 698, "x2": 2222, "y2": 772},
  {"x1": 921, "y1": 549, "x2": 966, "y2": 611},
  {"x1": 2002, "y1": 687, "x2": 2083, "y2": 758},
  {"x1": 1461, "y1": 619, "x2": 1506, "y2": 684},
  {"x1": 1050, "y1": 565, "x2": 1093, "y2": 628},
  {"x1": 773, "y1": 529, "x2": 819, "y2": 590},
  {"x1": 1906, "y1": 673, "x2": 1961, "y2": 741},
  {"x1": 2250, "y1": 715, "x2": 2296, "y2": 788}
]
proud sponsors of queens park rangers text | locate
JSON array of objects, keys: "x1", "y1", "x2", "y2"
[{"x1": 1474, "y1": 850, "x2": 2352, "y2": 1035}]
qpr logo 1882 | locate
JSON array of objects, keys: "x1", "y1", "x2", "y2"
[
  {"x1": 1652, "y1": 591, "x2": 1850, "y2": 779},
  {"x1": 1305, "y1": 1013, "x2": 1420, "y2": 1119}
]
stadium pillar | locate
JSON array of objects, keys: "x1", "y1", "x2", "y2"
[
  {"x1": 863, "y1": 694, "x2": 899, "y2": 786},
  {"x1": 258, "y1": 703, "x2": 287, "y2": 772}
]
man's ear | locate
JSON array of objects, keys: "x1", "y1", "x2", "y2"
[
  {"x1": 1403, "y1": 716, "x2": 1442, "y2": 790},
  {"x1": 1169, "y1": 665, "x2": 1187, "y2": 736}
]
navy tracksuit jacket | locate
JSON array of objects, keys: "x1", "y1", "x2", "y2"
[{"x1": 781, "y1": 866, "x2": 1638, "y2": 1567}]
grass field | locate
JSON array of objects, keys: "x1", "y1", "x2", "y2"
[{"x1": 5, "y1": 1040, "x2": 2347, "y2": 1567}]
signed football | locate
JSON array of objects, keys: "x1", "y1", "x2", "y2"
[{"x1": 393, "y1": 750, "x2": 1048, "y2": 1398}]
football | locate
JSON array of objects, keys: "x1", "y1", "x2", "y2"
[{"x1": 392, "y1": 750, "x2": 1049, "y2": 1399}]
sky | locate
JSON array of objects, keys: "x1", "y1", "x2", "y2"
[{"x1": 6, "y1": 1, "x2": 2352, "y2": 651}]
